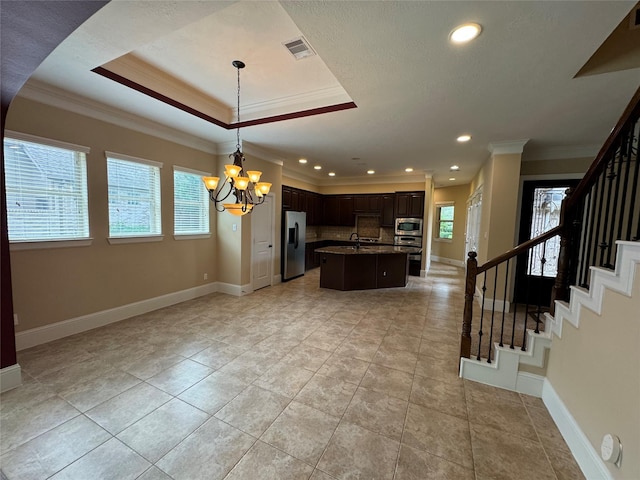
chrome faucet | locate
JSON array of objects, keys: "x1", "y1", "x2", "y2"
[{"x1": 349, "y1": 232, "x2": 360, "y2": 249}]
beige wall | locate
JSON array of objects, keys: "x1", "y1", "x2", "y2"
[
  {"x1": 6, "y1": 97, "x2": 218, "y2": 331},
  {"x1": 520, "y1": 157, "x2": 592, "y2": 176},
  {"x1": 547, "y1": 264, "x2": 640, "y2": 479},
  {"x1": 281, "y1": 175, "x2": 321, "y2": 193},
  {"x1": 319, "y1": 181, "x2": 425, "y2": 195},
  {"x1": 432, "y1": 184, "x2": 469, "y2": 263}
]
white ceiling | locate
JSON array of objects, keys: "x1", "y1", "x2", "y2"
[{"x1": 17, "y1": 0, "x2": 640, "y2": 187}]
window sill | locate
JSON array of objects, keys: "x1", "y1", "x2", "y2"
[
  {"x1": 173, "y1": 234, "x2": 211, "y2": 240},
  {"x1": 434, "y1": 237, "x2": 453, "y2": 243},
  {"x1": 108, "y1": 235, "x2": 164, "y2": 245},
  {"x1": 10, "y1": 238, "x2": 93, "y2": 251}
]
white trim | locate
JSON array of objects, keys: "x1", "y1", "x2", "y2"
[
  {"x1": 15, "y1": 282, "x2": 218, "y2": 351},
  {"x1": 10, "y1": 238, "x2": 93, "y2": 251},
  {"x1": 515, "y1": 371, "x2": 545, "y2": 397},
  {"x1": 0, "y1": 364, "x2": 22, "y2": 393},
  {"x1": 17, "y1": 81, "x2": 219, "y2": 155},
  {"x1": 431, "y1": 255, "x2": 464, "y2": 268},
  {"x1": 173, "y1": 234, "x2": 211, "y2": 240},
  {"x1": 105, "y1": 151, "x2": 163, "y2": 168},
  {"x1": 488, "y1": 139, "x2": 529, "y2": 155},
  {"x1": 216, "y1": 282, "x2": 252, "y2": 297},
  {"x1": 173, "y1": 165, "x2": 211, "y2": 177},
  {"x1": 273, "y1": 274, "x2": 282, "y2": 285},
  {"x1": 4, "y1": 130, "x2": 90, "y2": 154},
  {"x1": 542, "y1": 378, "x2": 611, "y2": 480},
  {"x1": 108, "y1": 235, "x2": 164, "y2": 245}
]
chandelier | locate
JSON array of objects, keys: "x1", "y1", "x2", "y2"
[{"x1": 202, "y1": 60, "x2": 271, "y2": 216}]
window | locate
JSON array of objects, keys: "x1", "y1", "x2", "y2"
[
  {"x1": 3, "y1": 132, "x2": 90, "y2": 243},
  {"x1": 436, "y1": 203, "x2": 454, "y2": 240},
  {"x1": 528, "y1": 187, "x2": 567, "y2": 277},
  {"x1": 106, "y1": 152, "x2": 162, "y2": 238},
  {"x1": 173, "y1": 166, "x2": 210, "y2": 236}
]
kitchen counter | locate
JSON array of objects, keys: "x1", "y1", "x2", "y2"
[
  {"x1": 315, "y1": 245, "x2": 417, "y2": 255},
  {"x1": 317, "y1": 246, "x2": 408, "y2": 291}
]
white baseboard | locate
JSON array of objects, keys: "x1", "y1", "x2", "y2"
[
  {"x1": 15, "y1": 282, "x2": 220, "y2": 351},
  {"x1": 0, "y1": 364, "x2": 22, "y2": 393},
  {"x1": 431, "y1": 255, "x2": 465, "y2": 268},
  {"x1": 217, "y1": 282, "x2": 252, "y2": 296},
  {"x1": 542, "y1": 378, "x2": 611, "y2": 480},
  {"x1": 515, "y1": 371, "x2": 544, "y2": 397},
  {"x1": 273, "y1": 274, "x2": 282, "y2": 285},
  {"x1": 474, "y1": 286, "x2": 511, "y2": 313}
]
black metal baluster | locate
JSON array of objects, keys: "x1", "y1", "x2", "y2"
[
  {"x1": 578, "y1": 189, "x2": 592, "y2": 288},
  {"x1": 605, "y1": 149, "x2": 625, "y2": 268},
  {"x1": 615, "y1": 127, "x2": 634, "y2": 244},
  {"x1": 499, "y1": 258, "x2": 510, "y2": 348},
  {"x1": 599, "y1": 155, "x2": 618, "y2": 266},
  {"x1": 592, "y1": 169, "x2": 608, "y2": 276},
  {"x1": 477, "y1": 272, "x2": 487, "y2": 361},
  {"x1": 487, "y1": 265, "x2": 499, "y2": 364},
  {"x1": 627, "y1": 124, "x2": 640, "y2": 241},
  {"x1": 522, "y1": 251, "x2": 533, "y2": 351},
  {"x1": 535, "y1": 241, "x2": 547, "y2": 334},
  {"x1": 510, "y1": 254, "x2": 521, "y2": 349}
]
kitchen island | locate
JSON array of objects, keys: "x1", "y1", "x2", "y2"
[{"x1": 316, "y1": 245, "x2": 411, "y2": 291}]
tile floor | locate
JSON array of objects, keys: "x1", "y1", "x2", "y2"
[{"x1": 0, "y1": 263, "x2": 584, "y2": 480}]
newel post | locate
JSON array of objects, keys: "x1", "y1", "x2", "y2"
[
  {"x1": 551, "y1": 187, "x2": 575, "y2": 315},
  {"x1": 460, "y1": 251, "x2": 477, "y2": 361}
]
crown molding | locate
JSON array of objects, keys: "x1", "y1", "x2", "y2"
[
  {"x1": 241, "y1": 141, "x2": 285, "y2": 166},
  {"x1": 488, "y1": 139, "x2": 530, "y2": 155},
  {"x1": 17, "y1": 80, "x2": 219, "y2": 155},
  {"x1": 522, "y1": 144, "x2": 601, "y2": 161}
]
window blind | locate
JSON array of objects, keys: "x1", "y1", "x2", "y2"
[
  {"x1": 107, "y1": 156, "x2": 162, "y2": 237},
  {"x1": 173, "y1": 167, "x2": 210, "y2": 235},
  {"x1": 3, "y1": 136, "x2": 89, "y2": 242}
]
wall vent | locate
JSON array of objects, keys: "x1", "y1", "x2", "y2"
[{"x1": 283, "y1": 36, "x2": 316, "y2": 60}]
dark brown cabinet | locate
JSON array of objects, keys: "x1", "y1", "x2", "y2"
[
  {"x1": 353, "y1": 194, "x2": 382, "y2": 215},
  {"x1": 282, "y1": 186, "x2": 292, "y2": 210},
  {"x1": 338, "y1": 196, "x2": 354, "y2": 226},
  {"x1": 395, "y1": 191, "x2": 425, "y2": 218},
  {"x1": 381, "y1": 194, "x2": 395, "y2": 227}
]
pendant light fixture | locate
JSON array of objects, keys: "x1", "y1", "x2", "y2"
[{"x1": 202, "y1": 60, "x2": 272, "y2": 216}]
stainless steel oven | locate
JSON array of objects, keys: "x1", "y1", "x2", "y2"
[
  {"x1": 395, "y1": 217, "x2": 423, "y2": 237},
  {"x1": 395, "y1": 235, "x2": 422, "y2": 276}
]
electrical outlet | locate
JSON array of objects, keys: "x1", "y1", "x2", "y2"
[
  {"x1": 232, "y1": 223, "x2": 237, "y2": 232},
  {"x1": 13, "y1": 314, "x2": 18, "y2": 326},
  {"x1": 204, "y1": 273, "x2": 208, "y2": 280}
]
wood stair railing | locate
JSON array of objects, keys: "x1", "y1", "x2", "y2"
[{"x1": 460, "y1": 85, "x2": 640, "y2": 362}]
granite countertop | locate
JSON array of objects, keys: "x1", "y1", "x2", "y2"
[{"x1": 315, "y1": 245, "x2": 414, "y2": 255}]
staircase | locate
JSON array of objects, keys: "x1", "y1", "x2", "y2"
[
  {"x1": 458, "y1": 86, "x2": 640, "y2": 480},
  {"x1": 459, "y1": 240, "x2": 640, "y2": 396}
]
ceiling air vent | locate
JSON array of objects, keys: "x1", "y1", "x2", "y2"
[{"x1": 283, "y1": 36, "x2": 316, "y2": 60}]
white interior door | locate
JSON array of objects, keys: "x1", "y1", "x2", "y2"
[{"x1": 252, "y1": 194, "x2": 273, "y2": 291}]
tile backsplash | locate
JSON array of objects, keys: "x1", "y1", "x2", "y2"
[{"x1": 306, "y1": 219, "x2": 394, "y2": 244}]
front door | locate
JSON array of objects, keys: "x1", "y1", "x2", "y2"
[
  {"x1": 252, "y1": 194, "x2": 274, "y2": 291},
  {"x1": 514, "y1": 179, "x2": 579, "y2": 305}
]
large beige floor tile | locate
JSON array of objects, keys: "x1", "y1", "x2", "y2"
[
  {"x1": 360, "y1": 364, "x2": 413, "y2": 401},
  {"x1": 395, "y1": 444, "x2": 475, "y2": 480},
  {"x1": 342, "y1": 387, "x2": 408, "y2": 441},
  {"x1": 410, "y1": 374, "x2": 467, "y2": 419},
  {"x1": 116, "y1": 398, "x2": 209, "y2": 462},
  {"x1": 156, "y1": 417, "x2": 254, "y2": 480},
  {"x1": 49, "y1": 438, "x2": 150, "y2": 480},
  {"x1": 317, "y1": 422, "x2": 399, "y2": 480},
  {"x1": 215, "y1": 385, "x2": 289, "y2": 436},
  {"x1": 317, "y1": 353, "x2": 369, "y2": 385},
  {"x1": 261, "y1": 400, "x2": 340, "y2": 464},
  {"x1": 294, "y1": 374, "x2": 358, "y2": 417},
  {"x1": 145, "y1": 358, "x2": 213, "y2": 396},
  {"x1": 225, "y1": 440, "x2": 314, "y2": 480},
  {"x1": 254, "y1": 361, "x2": 314, "y2": 398},
  {"x1": 178, "y1": 370, "x2": 248, "y2": 414}
]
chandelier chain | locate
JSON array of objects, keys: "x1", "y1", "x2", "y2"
[{"x1": 236, "y1": 64, "x2": 241, "y2": 149}]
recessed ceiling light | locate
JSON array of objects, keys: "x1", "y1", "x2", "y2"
[
  {"x1": 298, "y1": 158, "x2": 307, "y2": 164},
  {"x1": 449, "y1": 177, "x2": 456, "y2": 181},
  {"x1": 450, "y1": 23, "x2": 482, "y2": 44},
  {"x1": 367, "y1": 170, "x2": 375, "y2": 175},
  {"x1": 457, "y1": 135, "x2": 472, "y2": 143},
  {"x1": 405, "y1": 167, "x2": 414, "y2": 173},
  {"x1": 314, "y1": 165, "x2": 322, "y2": 170},
  {"x1": 450, "y1": 165, "x2": 460, "y2": 171},
  {"x1": 328, "y1": 172, "x2": 336, "y2": 177}
]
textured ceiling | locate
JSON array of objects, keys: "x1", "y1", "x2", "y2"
[{"x1": 16, "y1": 0, "x2": 640, "y2": 187}]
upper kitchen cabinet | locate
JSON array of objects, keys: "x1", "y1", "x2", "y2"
[
  {"x1": 339, "y1": 196, "x2": 355, "y2": 226},
  {"x1": 353, "y1": 194, "x2": 382, "y2": 215},
  {"x1": 395, "y1": 191, "x2": 425, "y2": 218},
  {"x1": 323, "y1": 195, "x2": 355, "y2": 226},
  {"x1": 381, "y1": 194, "x2": 395, "y2": 227},
  {"x1": 282, "y1": 185, "x2": 292, "y2": 210}
]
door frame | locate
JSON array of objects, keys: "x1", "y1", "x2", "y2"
[{"x1": 251, "y1": 193, "x2": 275, "y2": 291}]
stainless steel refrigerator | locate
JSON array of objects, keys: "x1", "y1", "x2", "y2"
[{"x1": 283, "y1": 211, "x2": 306, "y2": 281}]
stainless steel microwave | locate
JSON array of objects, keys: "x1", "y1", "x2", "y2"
[{"x1": 395, "y1": 217, "x2": 423, "y2": 237}]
